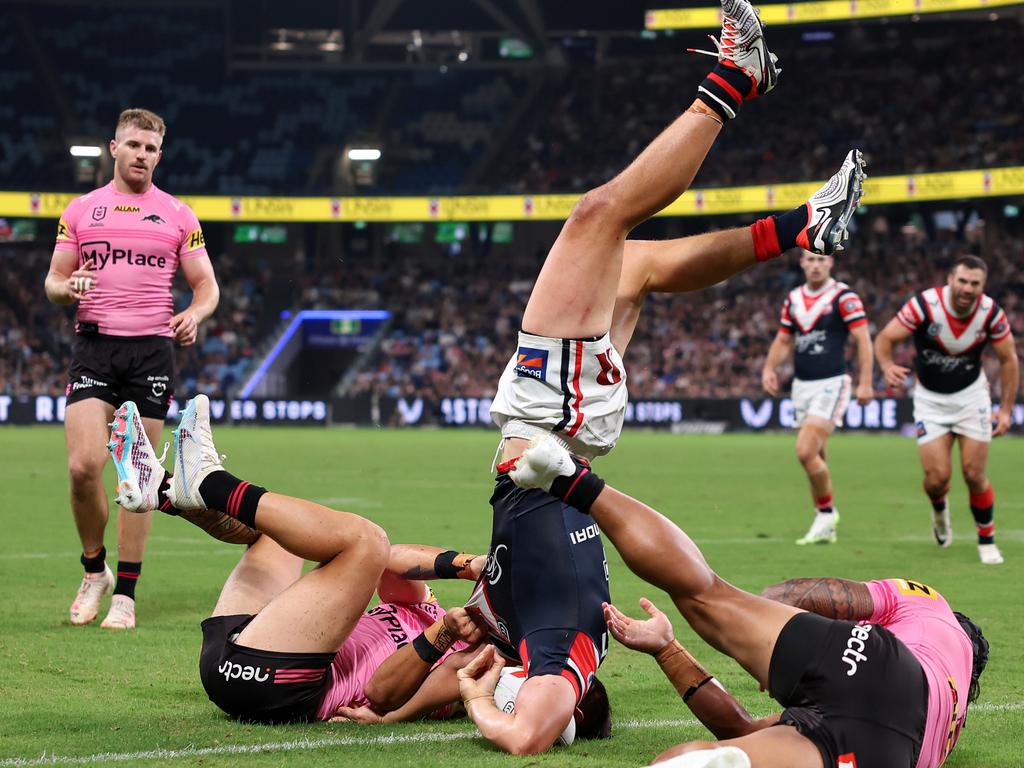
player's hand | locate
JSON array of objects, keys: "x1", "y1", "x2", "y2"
[
  {"x1": 855, "y1": 382, "x2": 874, "y2": 406},
  {"x1": 466, "y1": 554, "x2": 486, "y2": 581},
  {"x1": 761, "y1": 369, "x2": 779, "y2": 397},
  {"x1": 65, "y1": 269, "x2": 97, "y2": 302},
  {"x1": 457, "y1": 644, "x2": 505, "y2": 702},
  {"x1": 993, "y1": 408, "x2": 1012, "y2": 437},
  {"x1": 603, "y1": 597, "x2": 675, "y2": 654},
  {"x1": 882, "y1": 363, "x2": 910, "y2": 390},
  {"x1": 170, "y1": 309, "x2": 198, "y2": 346},
  {"x1": 329, "y1": 703, "x2": 384, "y2": 724},
  {"x1": 443, "y1": 606, "x2": 485, "y2": 644}
]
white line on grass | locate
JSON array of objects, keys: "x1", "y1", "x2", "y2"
[{"x1": 3, "y1": 705, "x2": 1020, "y2": 767}]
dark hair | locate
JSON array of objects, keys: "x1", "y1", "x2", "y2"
[
  {"x1": 574, "y1": 677, "x2": 612, "y2": 740},
  {"x1": 950, "y1": 255, "x2": 988, "y2": 275},
  {"x1": 953, "y1": 611, "x2": 989, "y2": 704}
]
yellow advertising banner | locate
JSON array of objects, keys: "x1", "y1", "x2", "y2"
[
  {"x1": 2, "y1": 165, "x2": 1022, "y2": 223},
  {"x1": 645, "y1": 0, "x2": 1022, "y2": 28}
]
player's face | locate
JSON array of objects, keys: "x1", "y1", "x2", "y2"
[
  {"x1": 947, "y1": 266, "x2": 985, "y2": 312},
  {"x1": 800, "y1": 252, "x2": 832, "y2": 285},
  {"x1": 110, "y1": 126, "x2": 163, "y2": 189}
]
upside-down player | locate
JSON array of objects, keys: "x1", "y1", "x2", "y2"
[
  {"x1": 875, "y1": 255, "x2": 1018, "y2": 564},
  {"x1": 456, "y1": 0, "x2": 866, "y2": 755},
  {"x1": 502, "y1": 434, "x2": 987, "y2": 768}
]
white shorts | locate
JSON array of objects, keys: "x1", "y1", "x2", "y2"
[
  {"x1": 913, "y1": 375, "x2": 992, "y2": 445},
  {"x1": 791, "y1": 374, "x2": 852, "y2": 429},
  {"x1": 490, "y1": 331, "x2": 628, "y2": 460}
]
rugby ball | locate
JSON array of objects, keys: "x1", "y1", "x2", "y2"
[{"x1": 492, "y1": 666, "x2": 576, "y2": 746}]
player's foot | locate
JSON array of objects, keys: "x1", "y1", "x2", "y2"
[
  {"x1": 69, "y1": 564, "x2": 114, "y2": 625},
  {"x1": 692, "y1": 0, "x2": 780, "y2": 97},
  {"x1": 108, "y1": 401, "x2": 168, "y2": 513},
  {"x1": 507, "y1": 434, "x2": 580, "y2": 493},
  {"x1": 796, "y1": 149, "x2": 867, "y2": 255},
  {"x1": 795, "y1": 510, "x2": 839, "y2": 545},
  {"x1": 931, "y1": 501, "x2": 952, "y2": 548},
  {"x1": 168, "y1": 395, "x2": 224, "y2": 511},
  {"x1": 978, "y1": 543, "x2": 1004, "y2": 565},
  {"x1": 100, "y1": 595, "x2": 136, "y2": 630},
  {"x1": 645, "y1": 746, "x2": 751, "y2": 768}
]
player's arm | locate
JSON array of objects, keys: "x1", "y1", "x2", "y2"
[
  {"x1": 458, "y1": 645, "x2": 576, "y2": 755},
  {"x1": 604, "y1": 598, "x2": 777, "y2": 739},
  {"x1": 44, "y1": 248, "x2": 95, "y2": 305},
  {"x1": 377, "y1": 544, "x2": 483, "y2": 605},
  {"x1": 362, "y1": 606, "x2": 483, "y2": 712},
  {"x1": 172, "y1": 254, "x2": 220, "y2": 346},
  {"x1": 992, "y1": 333, "x2": 1019, "y2": 437},
  {"x1": 760, "y1": 578, "x2": 874, "y2": 621},
  {"x1": 874, "y1": 317, "x2": 914, "y2": 390},
  {"x1": 850, "y1": 323, "x2": 875, "y2": 405},
  {"x1": 761, "y1": 331, "x2": 794, "y2": 397}
]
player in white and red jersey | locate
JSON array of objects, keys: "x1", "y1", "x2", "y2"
[
  {"x1": 44, "y1": 108, "x2": 219, "y2": 629},
  {"x1": 876, "y1": 255, "x2": 1019, "y2": 564},
  {"x1": 504, "y1": 434, "x2": 988, "y2": 768},
  {"x1": 762, "y1": 250, "x2": 874, "y2": 545}
]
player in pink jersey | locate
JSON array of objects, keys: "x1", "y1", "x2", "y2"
[
  {"x1": 876, "y1": 255, "x2": 1018, "y2": 565},
  {"x1": 44, "y1": 108, "x2": 219, "y2": 630},
  {"x1": 107, "y1": 395, "x2": 486, "y2": 724},
  {"x1": 501, "y1": 434, "x2": 987, "y2": 768}
]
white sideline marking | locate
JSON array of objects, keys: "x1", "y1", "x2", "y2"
[{"x1": 2, "y1": 705, "x2": 1020, "y2": 767}]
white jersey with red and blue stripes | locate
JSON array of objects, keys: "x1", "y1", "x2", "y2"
[{"x1": 780, "y1": 279, "x2": 866, "y2": 381}]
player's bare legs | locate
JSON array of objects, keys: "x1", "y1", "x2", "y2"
[
  {"x1": 212, "y1": 534, "x2": 304, "y2": 618},
  {"x1": 918, "y1": 433, "x2": 954, "y2": 547},
  {"x1": 793, "y1": 418, "x2": 839, "y2": 545},
  {"x1": 650, "y1": 727, "x2": 823, "y2": 767},
  {"x1": 65, "y1": 399, "x2": 116, "y2": 625},
  {"x1": 959, "y1": 436, "x2": 1001, "y2": 563}
]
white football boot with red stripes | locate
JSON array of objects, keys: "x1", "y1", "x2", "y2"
[
  {"x1": 108, "y1": 400, "x2": 167, "y2": 513},
  {"x1": 796, "y1": 149, "x2": 867, "y2": 255},
  {"x1": 693, "y1": 0, "x2": 780, "y2": 101},
  {"x1": 69, "y1": 564, "x2": 114, "y2": 625},
  {"x1": 167, "y1": 394, "x2": 224, "y2": 511}
]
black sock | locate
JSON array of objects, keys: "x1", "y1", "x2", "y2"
[
  {"x1": 771, "y1": 204, "x2": 811, "y2": 252},
  {"x1": 697, "y1": 63, "x2": 754, "y2": 121},
  {"x1": 156, "y1": 471, "x2": 183, "y2": 516},
  {"x1": 81, "y1": 546, "x2": 106, "y2": 574},
  {"x1": 548, "y1": 458, "x2": 606, "y2": 515},
  {"x1": 931, "y1": 498, "x2": 947, "y2": 513},
  {"x1": 113, "y1": 561, "x2": 141, "y2": 600},
  {"x1": 198, "y1": 470, "x2": 267, "y2": 528}
]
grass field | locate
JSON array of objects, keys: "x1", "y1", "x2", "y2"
[{"x1": 1, "y1": 427, "x2": 1021, "y2": 767}]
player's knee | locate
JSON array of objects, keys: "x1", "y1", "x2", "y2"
[
  {"x1": 923, "y1": 469, "x2": 951, "y2": 495},
  {"x1": 653, "y1": 740, "x2": 721, "y2": 762},
  {"x1": 962, "y1": 464, "x2": 988, "y2": 492},
  {"x1": 795, "y1": 442, "x2": 818, "y2": 466},
  {"x1": 565, "y1": 184, "x2": 621, "y2": 232},
  {"x1": 352, "y1": 518, "x2": 390, "y2": 565},
  {"x1": 67, "y1": 455, "x2": 104, "y2": 489}
]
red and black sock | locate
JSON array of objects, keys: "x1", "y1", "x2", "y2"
[
  {"x1": 543, "y1": 457, "x2": 606, "y2": 514},
  {"x1": 80, "y1": 546, "x2": 106, "y2": 574},
  {"x1": 697, "y1": 63, "x2": 755, "y2": 121},
  {"x1": 750, "y1": 205, "x2": 812, "y2": 262},
  {"x1": 156, "y1": 471, "x2": 183, "y2": 516},
  {"x1": 815, "y1": 495, "x2": 834, "y2": 515},
  {"x1": 969, "y1": 486, "x2": 995, "y2": 544},
  {"x1": 113, "y1": 561, "x2": 141, "y2": 600},
  {"x1": 198, "y1": 471, "x2": 267, "y2": 529}
]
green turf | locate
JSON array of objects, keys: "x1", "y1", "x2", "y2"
[{"x1": 0, "y1": 428, "x2": 1021, "y2": 767}]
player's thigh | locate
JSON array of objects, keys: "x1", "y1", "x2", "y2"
[
  {"x1": 916, "y1": 432, "x2": 954, "y2": 479},
  {"x1": 673, "y1": 578, "x2": 802, "y2": 690},
  {"x1": 652, "y1": 727, "x2": 823, "y2": 768},
  {"x1": 957, "y1": 435, "x2": 990, "y2": 478},
  {"x1": 64, "y1": 398, "x2": 116, "y2": 476},
  {"x1": 213, "y1": 534, "x2": 305, "y2": 618}
]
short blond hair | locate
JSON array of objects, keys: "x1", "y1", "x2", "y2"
[{"x1": 116, "y1": 108, "x2": 166, "y2": 137}]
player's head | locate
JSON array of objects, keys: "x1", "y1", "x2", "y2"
[
  {"x1": 799, "y1": 250, "x2": 833, "y2": 285},
  {"x1": 953, "y1": 611, "x2": 989, "y2": 704},
  {"x1": 110, "y1": 108, "x2": 165, "y2": 190},
  {"x1": 574, "y1": 677, "x2": 612, "y2": 740},
  {"x1": 947, "y1": 255, "x2": 987, "y2": 313}
]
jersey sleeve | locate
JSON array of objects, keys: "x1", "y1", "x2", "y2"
[
  {"x1": 896, "y1": 295, "x2": 925, "y2": 332},
  {"x1": 779, "y1": 296, "x2": 793, "y2": 335},
  {"x1": 54, "y1": 198, "x2": 81, "y2": 252},
  {"x1": 178, "y1": 205, "x2": 209, "y2": 261},
  {"x1": 988, "y1": 305, "x2": 1012, "y2": 343},
  {"x1": 838, "y1": 291, "x2": 867, "y2": 329},
  {"x1": 867, "y1": 578, "x2": 946, "y2": 625}
]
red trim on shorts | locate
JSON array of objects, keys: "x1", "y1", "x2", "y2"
[{"x1": 565, "y1": 341, "x2": 586, "y2": 437}]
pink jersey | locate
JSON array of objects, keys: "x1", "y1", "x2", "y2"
[
  {"x1": 54, "y1": 182, "x2": 208, "y2": 337},
  {"x1": 315, "y1": 600, "x2": 465, "y2": 721},
  {"x1": 867, "y1": 579, "x2": 973, "y2": 768}
]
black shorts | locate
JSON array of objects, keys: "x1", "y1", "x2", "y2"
[
  {"x1": 66, "y1": 332, "x2": 175, "y2": 419},
  {"x1": 770, "y1": 612, "x2": 928, "y2": 768},
  {"x1": 198, "y1": 614, "x2": 335, "y2": 724},
  {"x1": 466, "y1": 475, "x2": 610, "y2": 702}
]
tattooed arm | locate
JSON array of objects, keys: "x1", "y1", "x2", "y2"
[{"x1": 760, "y1": 578, "x2": 874, "y2": 621}]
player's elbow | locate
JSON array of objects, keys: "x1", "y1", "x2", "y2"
[
  {"x1": 501, "y1": 727, "x2": 556, "y2": 756},
  {"x1": 363, "y1": 680, "x2": 400, "y2": 713}
]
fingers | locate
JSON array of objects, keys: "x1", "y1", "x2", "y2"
[
  {"x1": 458, "y1": 644, "x2": 495, "y2": 680},
  {"x1": 639, "y1": 596, "x2": 662, "y2": 617}
]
